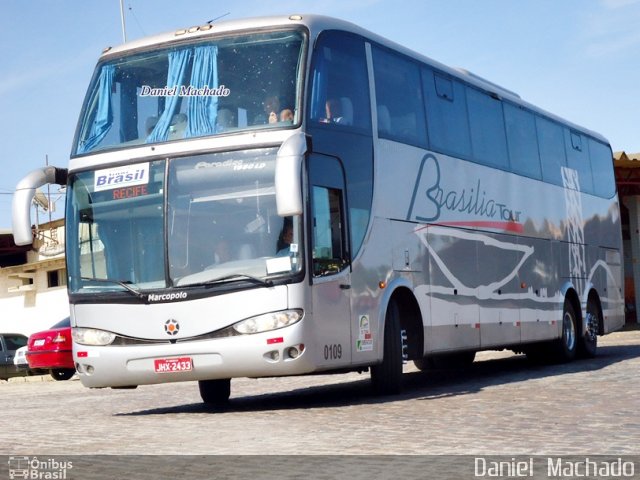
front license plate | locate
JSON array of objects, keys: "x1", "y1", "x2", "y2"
[
  {"x1": 34, "y1": 339, "x2": 45, "y2": 347},
  {"x1": 154, "y1": 357, "x2": 193, "y2": 373}
]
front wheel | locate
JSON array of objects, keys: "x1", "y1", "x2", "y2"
[
  {"x1": 50, "y1": 369, "x2": 75, "y2": 381},
  {"x1": 370, "y1": 301, "x2": 404, "y2": 395},
  {"x1": 199, "y1": 378, "x2": 231, "y2": 407}
]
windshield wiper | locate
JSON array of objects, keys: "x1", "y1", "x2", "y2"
[
  {"x1": 200, "y1": 273, "x2": 273, "y2": 288},
  {"x1": 79, "y1": 276, "x2": 145, "y2": 299}
]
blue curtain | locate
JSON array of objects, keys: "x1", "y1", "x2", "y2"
[
  {"x1": 185, "y1": 46, "x2": 218, "y2": 138},
  {"x1": 147, "y1": 49, "x2": 191, "y2": 143},
  {"x1": 77, "y1": 65, "x2": 115, "y2": 154}
]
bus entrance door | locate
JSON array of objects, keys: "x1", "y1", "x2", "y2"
[{"x1": 309, "y1": 154, "x2": 353, "y2": 368}]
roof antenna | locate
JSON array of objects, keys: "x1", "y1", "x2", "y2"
[
  {"x1": 206, "y1": 12, "x2": 230, "y2": 25},
  {"x1": 119, "y1": 0, "x2": 128, "y2": 42}
]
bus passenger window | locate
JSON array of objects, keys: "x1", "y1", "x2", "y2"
[
  {"x1": 467, "y1": 87, "x2": 509, "y2": 169},
  {"x1": 565, "y1": 130, "x2": 594, "y2": 194},
  {"x1": 308, "y1": 31, "x2": 371, "y2": 132},
  {"x1": 372, "y1": 47, "x2": 427, "y2": 147},
  {"x1": 536, "y1": 116, "x2": 567, "y2": 186},
  {"x1": 504, "y1": 104, "x2": 541, "y2": 179},
  {"x1": 423, "y1": 70, "x2": 472, "y2": 158},
  {"x1": 589, "y1": 139, "x2": 616, "y2": 198}
]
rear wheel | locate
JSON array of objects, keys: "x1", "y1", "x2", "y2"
[
  {"x1": 199, "y1": 378, "x2": 231, "y2": 407},
  {"x1": 553, "y1": 299, "x2": 578, "y2": 362},
  {"x1": 578, "y1": 297, "x2": 599, "y2": 358},
  {"x1": 50, "y1": 369, "x2": 75, "y2": 381},
  {"x1": 371, "y1": 301, "x2": 404, "y2": 395}
]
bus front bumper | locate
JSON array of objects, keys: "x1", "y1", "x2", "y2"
[{"x1": 73, "y1": 324, "x2": 314, "y2": 388}]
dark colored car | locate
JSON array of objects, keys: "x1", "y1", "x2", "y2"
[
  {"x1": 0, "y1": 333, "x2": 29, "y2": 380},
  {"x1": 26, "y1": 318, "x2": 75, "y2": 381}
]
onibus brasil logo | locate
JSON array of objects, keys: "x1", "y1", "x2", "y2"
[{"x1": 8, "y1": 456, "x2": 72, "y2": 479}]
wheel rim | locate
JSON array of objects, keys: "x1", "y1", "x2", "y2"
[
  {"x1": 563, "y1": 311, "x2": 576, "y2": 351},
  {"x1": 585, "y1": 310, "x2": 598, "y2": 341}
]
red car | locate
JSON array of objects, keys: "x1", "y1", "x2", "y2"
[{"x1": 26, "y1": 317, "x2": 75, "y2": 381}]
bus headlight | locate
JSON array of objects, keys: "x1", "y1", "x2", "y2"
[
  {"x1": 233, "y1": 309, "x2": 303, "y2": 334},
  {"x1": 72, "y1": 327, "x2": 116, "y2": 346}
]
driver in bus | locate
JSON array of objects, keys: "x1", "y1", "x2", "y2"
[
  {"x1": 276, "y1": 221, "x2": 293, "y2": 256},
  {"x1": 209, "y1": 238, "x2": 232, "y2": 266}
]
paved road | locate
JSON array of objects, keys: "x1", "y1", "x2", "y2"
[{"x1": 1, "y1": 328, "x2": 639, "y2": 458}]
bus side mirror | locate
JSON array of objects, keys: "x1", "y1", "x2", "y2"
[
  {"x1": 12, "y1": 166, "x2": 68, "y2": 246},
  {"x1": 275, "y1": 132, "x2": 307, "y2": 217}
]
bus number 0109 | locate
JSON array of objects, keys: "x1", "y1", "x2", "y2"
[{"x1": 324, "y1": 344, "x2": 342, "y2": 360}]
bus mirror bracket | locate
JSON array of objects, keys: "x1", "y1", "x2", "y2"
[
  {"x1": 275, "y1": 132, "x2": 307, "y2": 217},
  {"x1": 12, "y1": 166, "x2": 68, "y2": 246}
]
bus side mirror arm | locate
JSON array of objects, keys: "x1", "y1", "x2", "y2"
[
  {"x1": 12, "y1": 166, "x2": 68, "y2": 246},
  {"x1": 275, "y1": 132, "x2": 307, "y2": 217}
]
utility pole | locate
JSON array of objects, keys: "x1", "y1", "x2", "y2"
[
  {"x1": 119, "y1": 0, "x2": 128, "y2": 43},
  {"x1": 45, "y1": 155, "x2": 52, "y2": 224}
]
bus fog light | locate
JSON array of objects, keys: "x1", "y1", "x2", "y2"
[
  {"x1": 264, "y1": 350, "x2": 280, "y2": 362},
  {"x1": 287, "y1": 344, "x2": 305, "y2": 359},
  {"x1": 85, "y1": 365, "x2": 95, "y2": 374},
  {"x1": 233, "y1": 309, "x2": 303, "y2": 334}
]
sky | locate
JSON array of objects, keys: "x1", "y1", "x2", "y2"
[{"x1": 0, "y1": 0, "x2": 639, "y2": 230}]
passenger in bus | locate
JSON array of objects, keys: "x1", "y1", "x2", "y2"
[
  {"x1": 168, "y1": 113, "x2": 188, "y2": 139},
  {"x1": 145, "y1": 116, "x2": 159, "y2": 136},
  {"x1": 321, "y1": 97, "x2": 352, "y2": 125},
  {"x1": 216, "y1": 108, "x2": 236, "y2": 132},
  {"x1": 254, "y1": 95, "x2": 281, "y2": 125},
  {"x1": 279, "y1": 108, "x2": 294, "y2": 124}
]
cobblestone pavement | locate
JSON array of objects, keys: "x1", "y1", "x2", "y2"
[{"x1": 1, "y1": 329, "x2": 639, "y2": 457}]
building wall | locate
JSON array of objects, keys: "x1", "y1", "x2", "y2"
[{"x1": 0, "y1": 220, "x2": 69, "y2": 335}]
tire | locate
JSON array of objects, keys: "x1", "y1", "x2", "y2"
[
  {"x1": 413, "y1": 358, "x2": 429, "y2": 371},
  {"x1": 51, "y1": 369, "x2": 75, "y2": 381},
  {"x1": 199, "y1": 378, "x2": 231, "y2": 406},
  {"x1": 553, "y1": 299, "x2": 578, "y2": 362},
  {"x1": 578, "y1": 297, "x2": 599, "y2": 358},
  {"x1": 371, "y1": 301, "x2": 404, "y2": 395}
]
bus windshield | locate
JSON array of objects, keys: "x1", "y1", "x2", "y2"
[
  {"x1": 66, "y1": 148, "x2": 303, "y2": 295},
  {"x1": 73, "y1": 29, "x2": 305, "y2": 155}
]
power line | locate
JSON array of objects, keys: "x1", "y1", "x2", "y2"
[
  {"x1": 128, "y1": 2, "x2": 146, "y2": 37},
  {"x1": 207, "y1": 12, "x2": 230, "y2": 24}
]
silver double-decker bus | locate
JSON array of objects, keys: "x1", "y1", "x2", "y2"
[{"x1": 12, "y1": 14, "x2": 624, "y2": 405}]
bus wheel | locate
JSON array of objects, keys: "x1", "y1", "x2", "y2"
[
  {"x1": 371, "y1": 301, "x2": 404, "y2": 395},
  {"x1": 413, "y1": 358, "x2": 430, "y2": 371},
  {"x1": 578, "y1": 297, "x2": 599, "y2": 358},
  {"x1": 199, "y1": 378, "x2": 231, "y2": 406},
  {"x1": 553, "y1": 299, "x2": 578, "y2": 362},
  {"x1": 50, "y1": 369, "x2": 75, "y2": 381}
]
